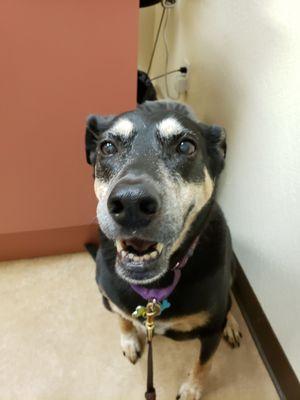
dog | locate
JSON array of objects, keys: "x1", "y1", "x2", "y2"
[{"x1": 85, "y1": 100, "x2": 241, "y2": 399}]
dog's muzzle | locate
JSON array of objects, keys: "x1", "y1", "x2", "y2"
[{"x1": 106, "y1": 174, "x2": 168, "y2": 284}]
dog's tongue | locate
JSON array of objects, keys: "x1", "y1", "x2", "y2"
[{"x1": 124, "y1": 238, "x2": 156, "y2": 253}]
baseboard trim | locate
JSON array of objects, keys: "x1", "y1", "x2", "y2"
[{"x1": 232, "y1": 255, "x2": 300, "y2": 400}]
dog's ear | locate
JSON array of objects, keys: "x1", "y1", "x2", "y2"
[
  {"x1": 85, "y1": 114, "x2": 115, "y2": 165},
  {"x1": 201, "y1": 124, "x2": 227, "y2": 177}
]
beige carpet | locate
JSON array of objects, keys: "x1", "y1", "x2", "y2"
[{"x1": 0, "y1": 252, "x2": 278, "y2": 400}]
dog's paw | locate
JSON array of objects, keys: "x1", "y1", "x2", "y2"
[
  {"x1": 223, "y1": 312, "x2": 242, "y2": 348},
  {"x1": 120, "y1": 331, "x2": 141, "y2": 364},
  {"x1": 176, "y1": 381, "x2": 203, "y2": 400}
]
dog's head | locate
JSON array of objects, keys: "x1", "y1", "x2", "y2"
[{"x1": 86, "y1": 101, "x2": 226, "y2": 285}]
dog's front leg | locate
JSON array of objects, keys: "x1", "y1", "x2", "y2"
[
  {"x1": 176, "y1": 332, "x2": 222, "y2": 400},
  {"x1": 119, "y1": 316, "x2": 143, "y2": 364}
]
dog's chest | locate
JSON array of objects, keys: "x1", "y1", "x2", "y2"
[{"x1": 109, "y1": 300, "x2": 210, "y2": 334}]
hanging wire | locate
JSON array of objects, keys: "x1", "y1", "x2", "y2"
[
  {"x1": 146, "y1": 0, "x2": 180, "y2": 99},
  {"x1": 151, "y1": 68, "x2": 181, "y2": 81},
  {"x1": 147, "y1": 6, "x2": 166, "y2": 76},
  {"x1": 163, "y1": 8, "x2": 180, "y2": 100}
]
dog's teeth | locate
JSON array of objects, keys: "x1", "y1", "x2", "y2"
[
  {"x1": 121, "y1": 250, "x2": 127, "y2": 258},
  {"x1": 156, "y1": 243, "x2": 163, "y2": 254},
  {"x1": 150, "y1": 251, "x2": 158, "y2": 259},
  {"x1": 133, "y1": 256, "x2": 140, "y2": 262},
  {"x1": 144, "y1": 254, "x2": 151, "y2": 261},
  {"x1": 116, "y1": 241, "x2": 123, "y2": 252},
  {"x1": 128, "y1": 253, "x2": 134, "y2": 259}
]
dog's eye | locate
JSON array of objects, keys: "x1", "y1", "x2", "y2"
[
  {"x1": 100, "y1": 141, "x2": 118, "y2": 156},
  {"x1": 177, "y1": 140, "x2": 196, "y2": 155}
]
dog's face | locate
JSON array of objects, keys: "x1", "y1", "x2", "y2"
[{"x1": 86, "y1": 101, "x2": 226, "y2": 285}]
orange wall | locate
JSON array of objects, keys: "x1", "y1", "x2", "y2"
[{"x1": 0, "y1": 1, "x2": 139, "y2": 259}]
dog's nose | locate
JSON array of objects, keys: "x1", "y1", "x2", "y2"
[{"x1": 107, "y1": 179, "x2": 161, "y2": 228}]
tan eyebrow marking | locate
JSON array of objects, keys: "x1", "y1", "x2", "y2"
[
  {"x1": 157, "y1": 117, "x2": 184, "y2": 138},
  {"x1": 110, "y1": 118, "x2": 134, "y2": 138}
]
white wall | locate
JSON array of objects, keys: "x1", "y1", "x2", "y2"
[{"x1": 139, "y1": 0, "x2": 300, "y2": 378}]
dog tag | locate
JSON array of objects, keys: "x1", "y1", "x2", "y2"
[
  {"x1": 160, "y1": 299, "x2": 171, "y2": 312},
  {"x1": 132, "y1": 305, "x2": 147, "y2": 319}
]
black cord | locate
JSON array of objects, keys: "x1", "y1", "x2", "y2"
[
  {"x1": 151, "y1": 66, "x2": 187, "y2": 81},
  {"x1": 147, "y1": 6, "x2": 166, "y2": 76}
]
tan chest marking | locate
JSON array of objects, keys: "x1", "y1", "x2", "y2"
[
  {"x1": 109, "y1": 300, "x2": 209, "y2": 335},
  {"x1": 109, "y1": 301, "x2": 135, "y2": 322},
  {"x1": 155, "y1": 311, "x2": 210, "y2": 334}
]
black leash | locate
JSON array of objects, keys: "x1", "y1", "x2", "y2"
[
  {"x1": 145, "y1": 341, "x2": 156, "y2": 400},
  {"x1": 133, "y1": 300, "x2": 160, "y2": 400}
]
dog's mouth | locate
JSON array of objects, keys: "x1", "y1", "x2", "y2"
[
  {"x1": 115, "y1": 238, "x2": 166, "y2": 284},
  {"x1": 116, "y1": 238, "x2": 163, "y2": 263}
]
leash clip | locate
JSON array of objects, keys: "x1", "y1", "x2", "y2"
[
  {"x1": 132, "y1": 299, "x2": 171, "y2": 342},
  {"x1": 145, "y1": 299, "x2": 160, "y2": 342}
]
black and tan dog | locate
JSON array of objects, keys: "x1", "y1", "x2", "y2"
[{"x1": 85, "y1": 100, "x2": 241, "y2": 399}]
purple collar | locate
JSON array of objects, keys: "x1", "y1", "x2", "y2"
[{"x1": 130, "y1": 235, "x2": 200, "y2": 302}]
